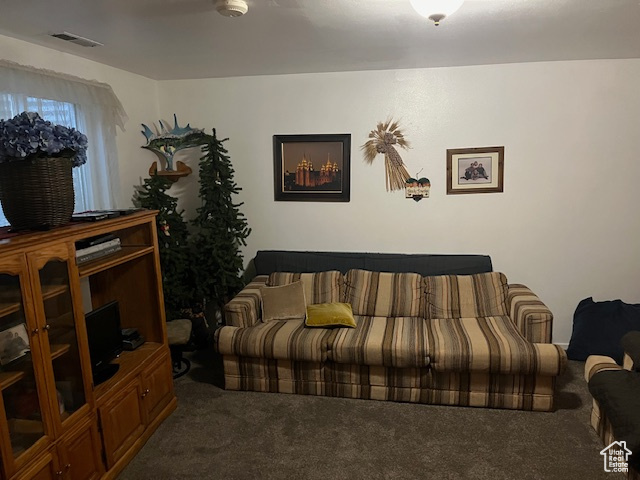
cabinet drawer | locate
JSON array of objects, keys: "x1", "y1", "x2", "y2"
[{"x1": 98, "y1": 380, "x2": 145, "y2": 469}]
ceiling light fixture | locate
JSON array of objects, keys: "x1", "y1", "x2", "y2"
[
  {"x1": 409, "y1": 0, "x2": 464, "y2": 26},
  {"x1": 215, "y1": 0, "x2": 248, "y2": 17}
]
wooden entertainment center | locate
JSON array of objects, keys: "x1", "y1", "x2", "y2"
[{"x1": 0, "y1": 211, "x2": 176, "y2": 479}]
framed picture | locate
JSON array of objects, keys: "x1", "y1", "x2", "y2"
[
  {"x1": 0, "y1": 323, "x2": 30, "y2": 366},
  {"x1": 447, "y1": 146, "x2": 504, "y2": 195},
  {"x1": 273, "y1": 134, "x2": 351, "y2": 202}
]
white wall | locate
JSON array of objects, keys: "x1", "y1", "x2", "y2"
[
  {"x1": 0, "y1": 34, "x2": 159, "y2": 207},
  {"x1": 157, "y1": 60, "x2": 640, "y2": 344},
  {"x1": 2, "y1": 34, "x2": 637, "y2": 345}
]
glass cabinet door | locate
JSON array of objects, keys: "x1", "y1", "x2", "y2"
[
  {"x1": 29, "y1": 246, "x2": 90, "y2": 431},
  {"x1": 0, "y1": 256, "x2": 51, "y2": 475}
]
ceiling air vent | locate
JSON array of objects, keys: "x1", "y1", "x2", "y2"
[{"x1": 50, "y1": 32, "x2": 103, "y2": 48}]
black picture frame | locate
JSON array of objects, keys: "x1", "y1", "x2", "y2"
[{"x1": 273, "y1": 134, "x2": 351, "y2": 202}]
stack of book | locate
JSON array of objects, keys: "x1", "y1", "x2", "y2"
[{"x1": 75, "y1": 234, "x2": 122, "y2": 264}]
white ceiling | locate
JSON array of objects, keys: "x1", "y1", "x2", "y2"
[{"x1": 1, "y1": 0, "x2": 639, "y2": 81}]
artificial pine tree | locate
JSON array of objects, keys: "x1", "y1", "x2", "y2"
[
  {"x1": 191, "y1": 129, "x2": 251, "y2": 316},
  {"x1": 134, "y1": 174, "x2": 194, "y2": 320}
]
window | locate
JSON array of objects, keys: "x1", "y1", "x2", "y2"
[
  {"x1": 0, "y1": 60, "x2": 127, "y2": 228},
  {"x1": 1, "y1": 95, "x2": 87, "y2": 226}
]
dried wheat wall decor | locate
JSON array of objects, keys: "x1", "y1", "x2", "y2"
[{"x1": 361, "y1": 119, "x2": 411, "y2": 192}]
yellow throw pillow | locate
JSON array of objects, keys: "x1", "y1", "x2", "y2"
[
  {"x1": 260, "y1": 281, "x2": 306, "y2": 322},
  {"x1": 305, "y1": 302, "x2": 356, "y2": 328}
]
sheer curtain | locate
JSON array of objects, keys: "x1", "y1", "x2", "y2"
[{"x1": 0, "y1": 60, "x2": 128, "y2": 227}]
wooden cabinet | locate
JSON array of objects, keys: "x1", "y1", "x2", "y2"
[
  {"x1": 98, "y1": 379, "x2": 145, "y2": 469},
  {"x1": 141, "y1": 352, "x2": 173, "y2": 425},
  {"x1": 0, "y1": 254, "x2": 56, "y2": 479},
  {"x1": 97, "y1": 350, "x2": 173, "y2": 470},
  {"x1": 12, "y1": 415, "x2": 103, "y2": 480},
  {"x1": 27, "y1": 243, "x2": 93, "y2": 439},
  {"x1": 0, "y1": 212, "x2": 176, "y2": 480},
  {"x1": 57, "y1": 416, "x2": 103, "y2": 480},
  {"x1": 12, "y1": 448, "x2": 59, "y2": 480}
]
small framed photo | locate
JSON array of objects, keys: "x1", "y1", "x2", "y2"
[
  {"x1": 273, "y1": 134, "x2": 351, "y2": 202},
  {"x1": 447, "y1": 146, "x2": 504, "y2": 195},
  {"x1": 0, "y1": 323, "x2": 30, "y2": 366}
]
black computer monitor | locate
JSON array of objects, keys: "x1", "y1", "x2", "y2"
[{"x1": 85, "y1": 300, "x2": 122, "y2": 385}]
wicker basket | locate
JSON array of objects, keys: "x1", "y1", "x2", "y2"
[{"x1": 0, "y1": 157, "x2": 75, "y2": 230}]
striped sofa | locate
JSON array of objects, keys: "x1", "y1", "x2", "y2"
[{"x1": 214, "y1": 269, "x2": 567, "y2": 411}]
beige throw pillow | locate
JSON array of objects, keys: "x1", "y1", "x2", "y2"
[
  {"x1": 260, "y1": 281, "x2": 307, "y2": 322},
  {"x1": 267, "y1": 271, "x2": 343, "y2": 304}
]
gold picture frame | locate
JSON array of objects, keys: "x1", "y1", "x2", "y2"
[{"x1": 447, "y1": 146, "x2": 504, "y2": 195}]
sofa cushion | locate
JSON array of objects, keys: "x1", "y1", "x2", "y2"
[
  {"x1": 305, "y1": 303, "x2": 356, "y2": 328},
  {"x1": 260, "y1": 281, "x2": 307, "y2": 322},
  {"x1": 215, "y1": 321, "x2": 337, "y2": 363},
  {"x1": 344, "y1": 270, "x2": 423, "y2": 317},
  {"x1": 424, "y1": 272, "x2": 508, "y2": 319},
  {"x1": 267, "y1": 271, "x2": 343, "y2": 304},
  {"x1": 328, "y1": 316, "x2": 430, "y2": 368},
  {"x1": 254, "y1": 250, "x2": 493, "y2": 276},
  {"x1": 426, "y1": 316, "x2": 566, "y2": 376}
]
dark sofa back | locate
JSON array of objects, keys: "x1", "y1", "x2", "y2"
[{"x1": 252, "y1": 251, "x2": 492, "y2": 277}]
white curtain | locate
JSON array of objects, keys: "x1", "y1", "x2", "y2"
[{"x1": 0, "y1": 60, "x2": 128, "y2": 227}]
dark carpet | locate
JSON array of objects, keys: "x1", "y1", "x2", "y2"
[{"x1": 119, "y1": 353, "x2": 615, "y2": 480}]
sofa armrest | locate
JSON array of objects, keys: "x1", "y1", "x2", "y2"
[
  {"x1": 506, "y1": 284, "x2": 553, "y2": 343},
  {"x1": 585, "y1": 355, "x2": 624, "y2": 382},
  {"x1": 222, "y1": 275, "x2": 268, "y2": 328}
]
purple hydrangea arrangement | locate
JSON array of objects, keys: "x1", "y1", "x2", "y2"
[{"x1": 0, "y1": 111, "x2": 88, "y2": 167}]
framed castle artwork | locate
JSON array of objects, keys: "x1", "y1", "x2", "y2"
[
  {"x1": 447, "y1": 146, "x2": 504, "y2": 195},
  {"x1": 273, "y1": 134, "x2": 351, "y2": 202}
]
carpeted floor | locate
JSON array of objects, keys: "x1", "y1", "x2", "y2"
[{"x1": 119, "y1": 352, "x2": 616, "y2": 480}]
